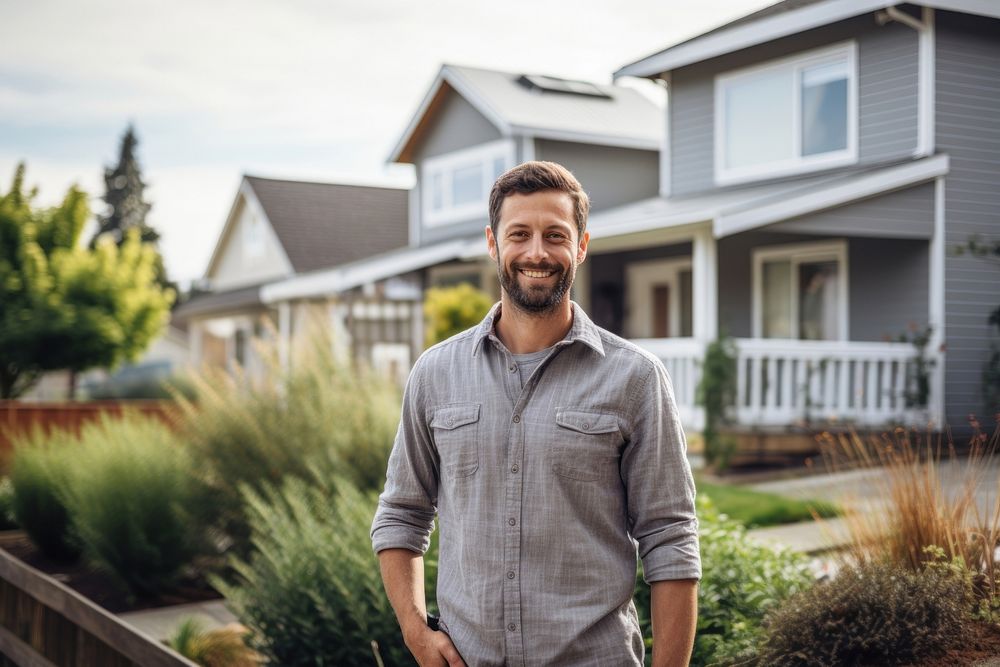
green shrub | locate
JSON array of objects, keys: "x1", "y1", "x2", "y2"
[
  {"x1": 176, "y1": 331, "x2": 400, "y2": 552},
  {"x1": 696, "y1": 335, "x2": 737, "y2": 470},
  {"x1": 423, "y1": 282, "x2": 493, "y2": 347},
  {"x1": 60, "y1": 415, "x2": 205, "y2": 596},
  {"x1": 9, "y1": 429, "x2": 82, "y2": 561},
  {"x1": 0, "y1": 477, "x2": 18, "y2": 530},
  {"x1": 215, "y1": 478, "x2": 425, "y2": 667},
  {"x1": 635, "y1": 496, "x2": 814, "y2": 666},
  {"x1": 758, "y1": 560, "x2": 970, "y2": 665}
]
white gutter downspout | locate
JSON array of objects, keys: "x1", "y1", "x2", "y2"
[
  {"x1": 657, "y1": 74, "x2": 672, "y2": 199},
  {"x1": 876, "y1": 6, "x2": 935, "y2": 157}
]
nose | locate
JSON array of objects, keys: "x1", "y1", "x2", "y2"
[{"x1": 525, "y1": 233, "x2": 548, "y2": 262}]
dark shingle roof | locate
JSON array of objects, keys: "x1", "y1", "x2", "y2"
[
  {"x1": 245, "y1": 176, "x2": 408, "y2": 274},
  {"x1": 172, "y1": 282, "x2": 265, "y2": 320}
]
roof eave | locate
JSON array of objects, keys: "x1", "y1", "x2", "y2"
[
  {"x1": 614, "y1": 0, "x2": 903, "y2": 80},
  {"x1": 517, "y1": 126, "x2": 660, "y2": 152}
]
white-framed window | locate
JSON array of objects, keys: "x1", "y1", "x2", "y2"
[
  {"x1": 422, "y1": 139, "x2": 516, "y2": 227},
  {"x1": 752, "y1": 240, "x2": 848, "y2": 341},
  {"x1": 715, "y1": 41, "x2": 858, "y2": 186}
]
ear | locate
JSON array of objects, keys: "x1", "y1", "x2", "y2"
[
  {"x1": 576, "y1": 231, "x2": 590, "y2": 265},
  {"x1": 486, "y1": 225, "x2": 498, "y2": 262}
]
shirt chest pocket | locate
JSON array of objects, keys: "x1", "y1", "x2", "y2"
[
  {"x1": 552, "y1": 408, "x2": 623, "y2": 482},
  {"x1": 430, "y1": 403, "x2": 481, "y2": 478}
]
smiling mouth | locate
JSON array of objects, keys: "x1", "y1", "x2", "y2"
[{"x1": 519, "y1": 269, "x2": 556, "y2": 279}]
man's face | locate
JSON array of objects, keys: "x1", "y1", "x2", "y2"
[{"x1": 486, "y1": 190, "x2": 589, "y2": 316}]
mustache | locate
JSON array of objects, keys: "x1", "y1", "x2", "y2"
[{"x1": 511, "y1": 262, "x2": 562, "y2": 272}]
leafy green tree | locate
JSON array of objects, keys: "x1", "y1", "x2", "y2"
[{"x1": 0, "y1": 163, "x2": 174, "y2": 398}]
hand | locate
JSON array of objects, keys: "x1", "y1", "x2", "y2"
[{"x1": 404, "y1": 625, "x2": 466, "y2": 667}]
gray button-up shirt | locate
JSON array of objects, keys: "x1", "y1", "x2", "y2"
[{"x1": 371, "y1": 303, "x2": 700, "y2": 667}]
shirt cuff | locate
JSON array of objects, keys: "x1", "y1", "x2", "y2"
[
  {"x1": 371, "y1": 525, "x2": 432, "y2": 555},
  {"x1": 641, "y1": 540, "x2": 702, "y2": 583}
]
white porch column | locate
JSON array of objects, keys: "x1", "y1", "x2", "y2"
[
  {"x1": 278, "y1": 300, "x2": 291, "y2": 372},
  {"x1": 692, "y1": 224, "x2": 718, "y2": 341},
  {"x1": 188, "y1": 321, "x2": 203, "y2": 369},
  {"x1": 929, "y1": 177, "x2": 946, "y2": 426}
]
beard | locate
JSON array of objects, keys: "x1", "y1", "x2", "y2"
[{"x1": 497, "y1": 255, "x2": 575, "y2": 316}]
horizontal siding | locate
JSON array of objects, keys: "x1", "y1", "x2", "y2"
[
  {"x1": 770, "y1": 183, "x2": 934, "y2": 239},
  {"x1": 669, "y1": 73, "x2": 714, "y2": 196},
  {"x1": 858, "y1": 21, "x2": 919, "y2": 163},
  {"x1": 534, "y1": 140, "x2": 659, "y2": 212},
  {"x1": 937, "y1": 11, "x2": 1000, "y2": 426},
  {"x1": 849, "y1": 238, "x2": 929, "y2": 341},
  {"x1": 670, "y1": 15, "x2": 918, "y2": 196},
  {"x1": 413, "y1": 90, "x2": 501, "y2": 161}
]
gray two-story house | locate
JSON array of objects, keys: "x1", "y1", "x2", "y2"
[{"x1": 595, "y1": 0, "x2": 999, "y2": 433}]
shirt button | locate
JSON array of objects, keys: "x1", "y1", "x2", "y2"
[
  {"x1": 508, "y1": 364, "x2": 516, "y2": 372},
  {"x1": 512, "y1": 415, "x2": 521, "y2": 423},
  {"x1": 507, "y1": 570, "x2": 515, "y2": 579},
  {"x1": 508, "y1": 518, "x2": 516, "y2": 526},
  {"x1": 582, "y1": 422, "x2": 590, "y2": 430},
  {"x1": 510, "y1": 464, "x2": 519, "y2": 473},
  {"x1": 508, "y1": 623, "x2": 517, "y2": 632}
]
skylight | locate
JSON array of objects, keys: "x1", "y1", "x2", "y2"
[{"x1": 517, "y1": 74, "x2": 612, "y2": 99}]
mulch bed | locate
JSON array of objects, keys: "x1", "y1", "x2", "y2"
[
  {"x1": 915, "y1": 621, "x2": 1000, "y2": 666},
  {"x1": 0, "y1": 530, "x2": 220, "y2": 614}
]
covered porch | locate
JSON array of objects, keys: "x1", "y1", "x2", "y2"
[{"x1": 581, "y1": 155, "x2": 948, "y2": 432}]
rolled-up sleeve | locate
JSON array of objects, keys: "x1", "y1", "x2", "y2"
[
  {"x1": 371, "y1": 358, "x2": 438, "y2": 555},
  {"x1": 621, "y1": 360, "x2": 701, "y2": 582}
]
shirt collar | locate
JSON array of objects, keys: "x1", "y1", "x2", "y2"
[{"x1": 472, "y1": 301, "x2": 605, "y2": 358}]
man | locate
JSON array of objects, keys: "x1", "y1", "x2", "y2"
[{"x1": 372, "y1": 161, "x2": 700, "y2": 667}]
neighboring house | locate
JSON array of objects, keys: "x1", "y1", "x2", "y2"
[
  {"x1": 259, "y1": 63, "x2": 664, "y2": 356},
  {"x1": 174, "y1": 176, "x2": 412, "y2": 380},
  {"x1": 594, "y1": 0, "x2": 1000, "y2": 432}
]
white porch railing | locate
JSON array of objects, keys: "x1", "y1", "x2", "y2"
[{"x1": 634, "y1": 338, "x2": 934, "y2": 431}]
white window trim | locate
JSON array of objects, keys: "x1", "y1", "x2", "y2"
[
  {"x1": 626, "y1": 257, "x2": 694, "y2": 339},
  {"x1": 422, "y1": 139, "x2": 516, "y2": 227},
  {"x1": 752, "y1": 240, "x2": 849, "y2": 341},
  {"x1": 714, "y1": 41, "x2": 859, "y2": 186}
]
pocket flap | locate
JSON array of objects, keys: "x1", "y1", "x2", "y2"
[
  {"x1": 431, "y1": 403, "x2": 481, "y2": 430},
  {"x1": 555, "y1": 409, "x2": 619, "y2": 435}
]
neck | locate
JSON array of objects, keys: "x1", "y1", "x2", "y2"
[{"x1": 494, "y1": 295, "x2": 574, "y2": 354}]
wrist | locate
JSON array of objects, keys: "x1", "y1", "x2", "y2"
[{"x1": 400, "y1": 614, "x2": 431, "y2": 644}]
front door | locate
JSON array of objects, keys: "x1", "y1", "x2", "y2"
[{"x1": 625, "y1": 258, "x2": 693, "y2": 339}]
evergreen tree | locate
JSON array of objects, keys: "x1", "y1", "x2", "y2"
[
  {"x1": 91, "y1": 125, "x2": 173, "y2": 292},
  {"x1": 92, "y1": 124, "x2": 157, "y2": 245}
]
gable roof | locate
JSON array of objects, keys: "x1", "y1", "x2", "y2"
[
  {"x1": 390, "y1": 64, "x2": 662, "y2": 164},
  {"x1": 615, "y1": 0, "x2": 1000, "y2": 79},
  {"x1": 205, "y1": 176, "x2": 409, "y2": 279}
]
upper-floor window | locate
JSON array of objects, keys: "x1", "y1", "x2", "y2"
[
  {"x1": 715, "y1": 41, "x2": 858, "y2": 186},
  {"x1": 422, "y1": 139, "x2": 515, "y2": 227}
]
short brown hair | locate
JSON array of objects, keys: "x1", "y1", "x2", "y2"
[{"x1": 488, "y1": 161, "x2": 590, "y2": 238}]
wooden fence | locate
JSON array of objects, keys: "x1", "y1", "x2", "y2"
[
  {"x1": 0, "y1": 401, "x2": 179, "y2": 466},
  {"x1": 0, "y1": 547, "x2": 197, "y2": 667}
]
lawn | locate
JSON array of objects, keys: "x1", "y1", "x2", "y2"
[{"x1": 695, "y1": 475, "x2": 839, "y2": 528}]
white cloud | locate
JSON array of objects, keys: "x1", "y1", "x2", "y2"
[{"x1": 2, "y1": 0, "x2": 775, "y2": 284}]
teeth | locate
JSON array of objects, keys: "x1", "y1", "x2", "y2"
[{"x1": 521, "y1": 270, "x2": 554, "y2": 278}]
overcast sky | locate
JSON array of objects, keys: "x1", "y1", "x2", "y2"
[{"x1": 1, "y1": 0, "x2": 773, "y2": 285}]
